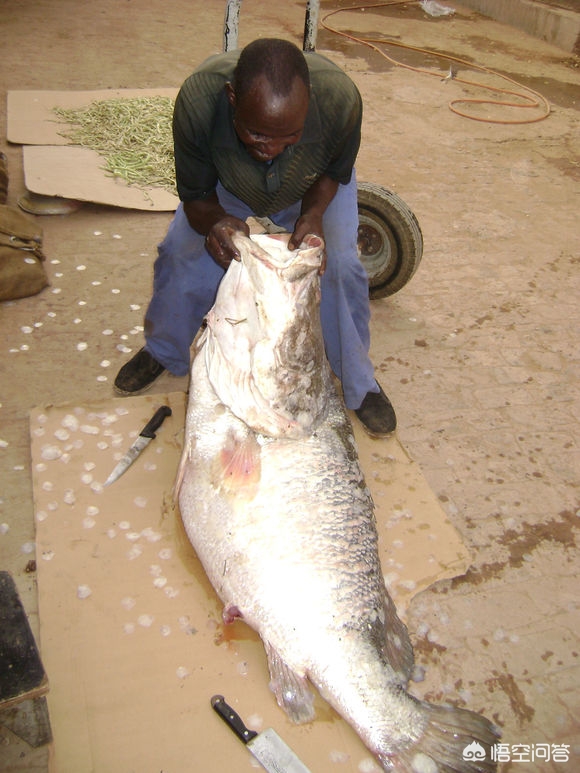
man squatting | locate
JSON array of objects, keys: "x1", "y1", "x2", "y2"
[{"x1": 115, "y1": 38, "x2": 397, "y2": 437}]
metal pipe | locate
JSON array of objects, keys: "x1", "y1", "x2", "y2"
[
  {"x1": 224, "y1": 0, "x2": 242, "y2": 52},
  {"x1": 303, "y1": 0, "x2": 320, "y2": 52},
  {"x1": 224, "y1": 1, "x2": 320, "y2": 54}
]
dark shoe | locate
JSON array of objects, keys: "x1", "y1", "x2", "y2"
[
  {"x1": 355, "y1": 383, "x2": 397, "y2": 437},
  {"x1": 114, "y1": 348, "x2": 165, "y2": 395}
]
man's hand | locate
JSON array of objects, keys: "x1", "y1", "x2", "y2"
[
  {"x1": 288, "y1": 174, "x2": 339, "y2": 275},
  {"x1": 183, "y1": 196, "x2": 249, "y2": 270},
  {"x1": 289, "y1": 214, "x2": 327, "y2": 275},
  {"x1": 289, "y1": 212, "x2": 324, "y2": 250},
  {"x1": 205, "y1": 216, "x2": 250, "y2": 270}
]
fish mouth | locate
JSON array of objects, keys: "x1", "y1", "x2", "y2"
[{"x1": 233, "y1": 232, "x2": 325, "y2": 276}]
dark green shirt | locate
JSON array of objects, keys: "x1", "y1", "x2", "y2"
[{"x1": 172, "y1": 50, "x2": 362, "y2": 217}]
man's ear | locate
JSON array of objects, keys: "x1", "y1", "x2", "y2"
[{"x1": 225, "y1": 82, "x2": 236, "y2": 108}]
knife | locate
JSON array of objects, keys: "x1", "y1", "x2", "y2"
[
  {"x1": 103, "y1": 405, "x2": 172, "y2": 487},
  {"x1": 211, "y1": 695, "x2": 312, "y2": 773}
]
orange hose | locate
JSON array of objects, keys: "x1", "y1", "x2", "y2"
[{"x1": 321, "y1": 1, "x2": 551, "y2": 124}]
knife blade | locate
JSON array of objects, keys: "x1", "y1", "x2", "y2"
[
  {"x1": 103, "y1": 405, "x2": 172, "y2": 487},
  {"x1": 211, "y1": 695, "x2": 312, "y2": 773}
]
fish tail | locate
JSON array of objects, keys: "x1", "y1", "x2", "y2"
[{"x1": 383, "y1": 701, "x2": 501, "y2": 772}]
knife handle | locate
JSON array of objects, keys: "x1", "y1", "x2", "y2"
[
  {"x1": 139, "y1": 405, "x2": 172, "y2": 439},
  {"x1": 211, "y1": 695, "x2": 258, "y2": 745}
]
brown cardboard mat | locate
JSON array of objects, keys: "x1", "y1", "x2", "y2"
[
  {"x1": 30, "y1": 392, "x2": 470, "y2": 772},
  {"x1": 8, "y1": 89, "x2": 179, "y2": 211}
]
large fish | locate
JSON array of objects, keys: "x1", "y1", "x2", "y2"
[{"x1": 177, "y1": 233, "x2": 499, "y2": 772}]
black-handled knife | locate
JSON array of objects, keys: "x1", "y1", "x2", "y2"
[
  {"x1": 211, "y1": 695, "x2": 312, "y2": 772},
  {"x1": 103, "y1": 405, "x2": 172, "y2": 487}
]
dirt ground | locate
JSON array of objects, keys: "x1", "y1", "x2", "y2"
[{"x1": 1, "y1": 1, "x2": 579, "y2": 771}]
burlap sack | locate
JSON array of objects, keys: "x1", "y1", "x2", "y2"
[{"x1": 0, "y1": 204, "x2": 49, "y2": 301}]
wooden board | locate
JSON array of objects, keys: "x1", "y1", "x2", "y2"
[{"x1": 0, "y1": 571, "x2": 48, "y2": 710}]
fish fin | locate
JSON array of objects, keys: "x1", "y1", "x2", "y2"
[
  {"x1": 382, "y1": 701, "x2": 501, "y2": 773},
  {"x1": 265, "y1": 641, "x2": 315, "y2": 724},
  {"x1": 173, "y1": 435, "x2": 194, "y2": 502},
  {"x1": 382, "y1": 597, "x2": 415, "y2": 686},
  {"x1": 212, "y1": 432, "x2": 261, "y2": 499},
  {"x1": 173, "y1": 461, "x2": 185, "y2": 503}
]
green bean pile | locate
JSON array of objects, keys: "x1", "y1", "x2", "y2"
[{"x1": 53, "y1": 97, "x2": 176, "y2": 193}]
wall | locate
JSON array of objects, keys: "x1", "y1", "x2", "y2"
[{"x1": 457, "y1": 0, "x2": 580, "y2": 53}]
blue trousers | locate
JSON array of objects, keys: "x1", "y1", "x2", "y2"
[{"x1": 144, "y1": 173, "x2": 378, "y2": 410}]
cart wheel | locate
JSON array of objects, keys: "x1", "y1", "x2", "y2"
[{"x1": 357, "y1": 182, "x2": 423, "y2": 299}]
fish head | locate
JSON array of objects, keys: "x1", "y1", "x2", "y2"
[
  {"x1": 234, "y1": 232, "x2": 324, "y2": 281},
  {"x1": 206, "y1": 232, "x2": 330, "y2": 437},
  {"x1": 233, "y1": 231, "x2": 325, "y2": 359}
]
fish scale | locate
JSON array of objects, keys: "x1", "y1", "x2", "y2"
[{"x1": 177, "y1": 232, "x2": 500, "y2": 772}]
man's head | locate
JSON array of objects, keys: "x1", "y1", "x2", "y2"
[{"x1": 226, "y1": 39, "x2": 310, "y2": 163}]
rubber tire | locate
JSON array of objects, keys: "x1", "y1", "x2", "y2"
[{"x1": 357, "y1": 182, "x2": 423, "y2": 299}]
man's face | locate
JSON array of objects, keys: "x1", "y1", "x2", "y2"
[{"x1": 227, "y1": 75, "x2": 309, "y2": 163}]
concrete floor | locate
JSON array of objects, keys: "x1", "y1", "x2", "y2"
[{"x1": 1, "y1": 1, "x2": 579, "y2": 771}]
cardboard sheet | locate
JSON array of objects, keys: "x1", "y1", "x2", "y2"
[
  {"x1": 30, "y1": 392, "x2": 470, "y2": 773},
  {"x1": 8, "y1": 89, "x2": 179, "y2": 211},
  {"x1": 7, "y1": 89, "x2": 178, "y2": 146},
  {"x1": 21, "y1": 145, "x2": 179, "y2": 211}
]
